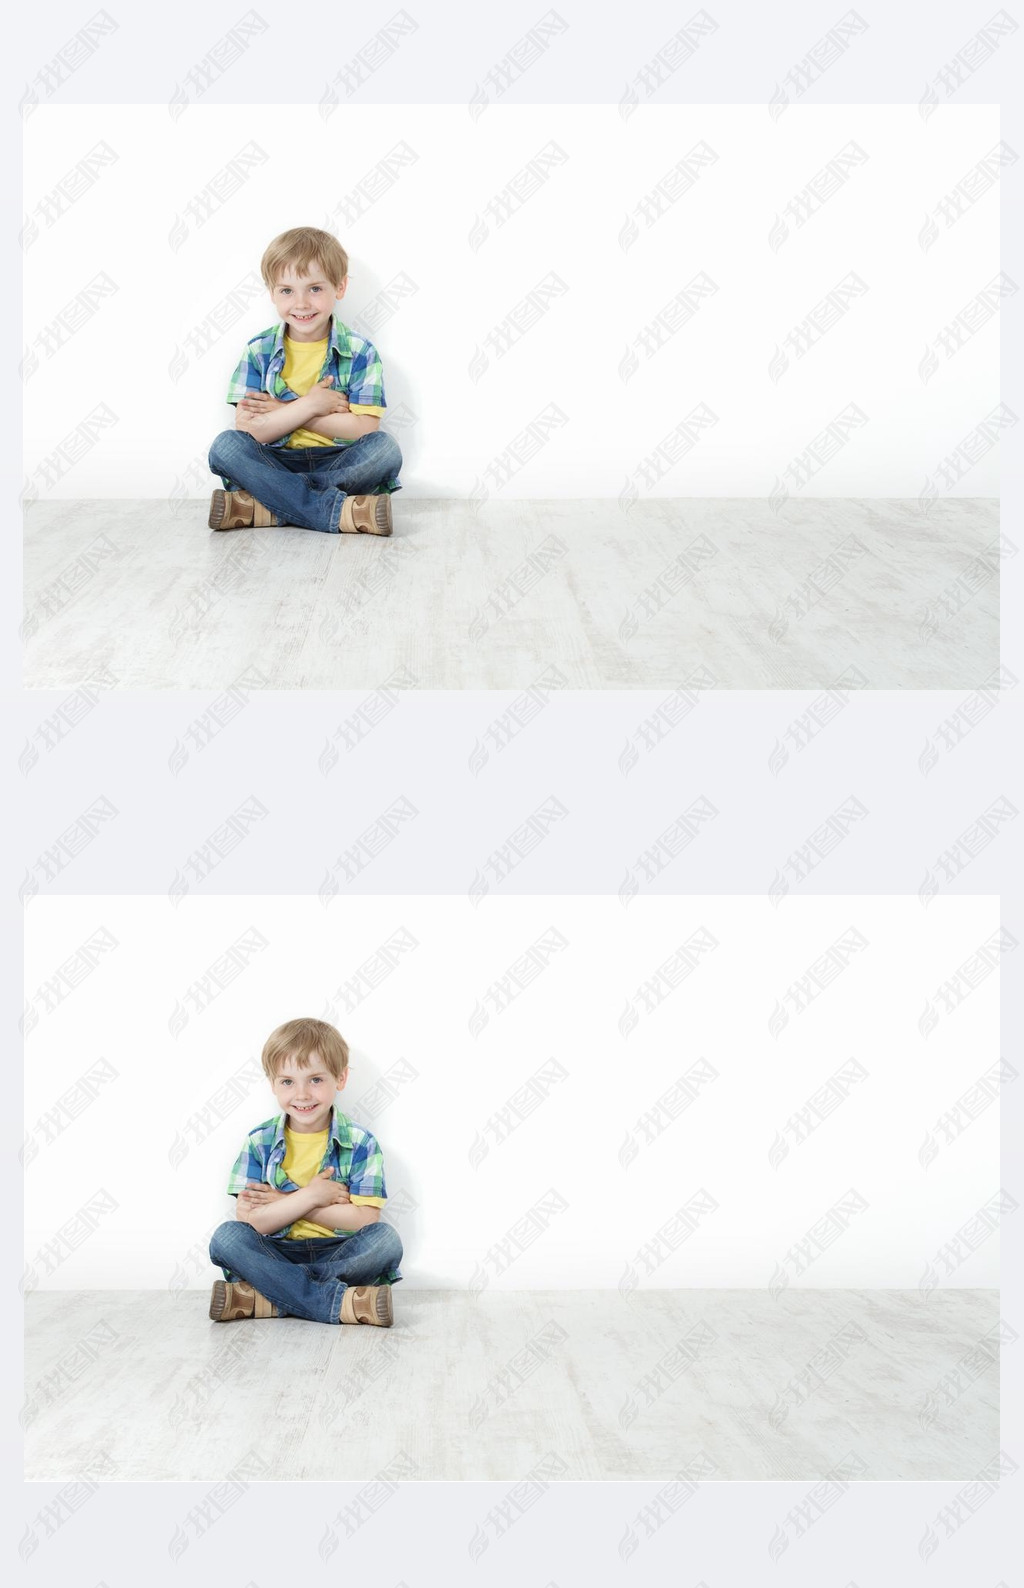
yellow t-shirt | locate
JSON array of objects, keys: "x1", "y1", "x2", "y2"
[
  {"x1": 281, "y1": 333, "x2": 386, "y2": 449},
  {"x1": 282, "y1": 1125, "x2": 386, "y2": 1239}
]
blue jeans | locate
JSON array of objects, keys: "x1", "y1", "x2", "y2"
[
  {"x1": 207, "y1": 428, "x2": 403, "y2": 534},
  {"x1": 209, "y1": 1219, "x2": 404, "y2": 1324}
]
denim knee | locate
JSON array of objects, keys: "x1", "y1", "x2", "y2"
[
  {"x1": 372, "y1": 432, "x2": 402, "y2": 474},
  {"x1": 209, "y1": 1219, "x2": 257, "y2": 1264},
  {"x1": 367, "y1": 1221, "x2": 403, "y2": 1267},
  {"x1": 208, "y1": 429, "x2": 250, "y2": 473}
]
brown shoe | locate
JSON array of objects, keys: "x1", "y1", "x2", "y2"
[
  {"x1": 209, "y1": 489, "x2": 279, "y2": 530},
  {"x1": 339, "y1": 493, "x2": 393, "y2": 536},
  {"x1": 339, "y1": 1284, "x2": 393, "y2": 1326},
  {"x1": 209, "y1": 1280, "x2": 280, "y2": 1321}
]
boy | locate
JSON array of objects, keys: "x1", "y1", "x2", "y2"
[
  {"x1": 208, "y1": 1017, "x2": 403, "y2": 1326},
  {"x1": 207, "y1": 226, "x2": 403, "y2": 536}
]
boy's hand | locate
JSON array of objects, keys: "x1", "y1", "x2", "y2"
[
  {"x1": 306, "y1": 1168, "x2": 351, "y2": 1205},
  {"x1": 239, "y1": 1179, "x2": 290, "y2": 1209},
  {"x1": 238, "y1": 392, "x2": 289, "y2": 421},
  {"x1": 302, "y1": 376, "x2": 352, "y2": 418}
]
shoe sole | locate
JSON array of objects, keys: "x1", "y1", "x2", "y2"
[
  {"x1": 209, "y1": 1280, "x2": 229, "y2": 1321},
  {"x1": 341, "y1": 496, "x2": 393, "y2": 537},
  {"x1": 373, "y1": 1286, "x2": 394, "y2": 1326}
]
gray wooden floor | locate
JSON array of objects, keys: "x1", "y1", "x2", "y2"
[
  {"x1": 24, "y1": 1288, "x2": 998, "y2": 1481},
  {"x1": 22, "y1": 498, "x2": 998, "y2": 689}
]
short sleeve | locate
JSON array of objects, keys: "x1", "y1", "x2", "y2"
[
  {"x1": 346, "y1": 339, "x2": 387, "y2": 412},
  {"x1": 349, "y1": 1195, "x2": 387, "y2": 1208},
  {"x1": 226, "y1": 1135, "x2": 261, "y2": 1195},
  {"x1": 348, "y1": 404, "x2": 386, "y2": 417},
  {"x1": 225, "y1": 346, "x2": 261, "y2": 405},
  {"x1": 347, "y1": 1129, "x2": 387, "y2": 1202}
]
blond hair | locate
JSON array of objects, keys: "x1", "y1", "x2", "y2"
[
  {"x1": 260, "y1": 226, "x2": 349, "y2": 292},
  {"x1": 261, "y1": 1017, "x2": 349, "y2": 1081}
]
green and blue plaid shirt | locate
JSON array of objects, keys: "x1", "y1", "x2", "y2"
[
  {"x1": 225, "y1": 313, "x2": 400, "y2": 489},
  {"x1": 227, "y1": 1100, "x2": 391, "y2": 1247}
]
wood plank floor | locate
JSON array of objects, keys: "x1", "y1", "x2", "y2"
[
  {"x1": 22, "y1": 498, "x2": 999, "y2": 689},
  {"x1": 23, "y1": 1288, "x2": 999, "y2": 1481}
]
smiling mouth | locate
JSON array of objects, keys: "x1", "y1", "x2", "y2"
[{"x1": 292, "y1": 312, "x2": 317, "y2": 321}]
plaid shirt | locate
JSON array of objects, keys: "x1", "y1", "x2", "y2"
[
  {"x1": 227, "y1": 1100, "x2": 389, "y2": 1243},
  {"x1": 225, "y1": 314, "x2": 399, "y2": 486}
]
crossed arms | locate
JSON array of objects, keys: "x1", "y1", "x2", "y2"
[
  {"x1": 234, "y1": 377, "x2": 381, "y2": 445},
  {"x1": 236, "y1": 1169, "x2": 381, "y2": 1236}
]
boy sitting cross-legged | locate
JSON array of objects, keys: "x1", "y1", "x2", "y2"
[{"x1": 208, "y1": 1017, "x2": 403, "y2": 1326}]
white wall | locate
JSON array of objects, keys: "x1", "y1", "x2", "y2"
[
  {"x1": 23, "y1": 894, "x2": 1002, "y2": 1290},
  {"x1": 23, "y1": 103, "x2": 1000, "y2": 500}
]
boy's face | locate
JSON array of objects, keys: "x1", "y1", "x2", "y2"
[
  {"x1": 270, "y1": 263, "x2": 347, "y2": 342},
  {"x1": 271, "y1": 1051, "x2": 347, "y2": 1133}
]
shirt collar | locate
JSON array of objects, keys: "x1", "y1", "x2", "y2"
[
  {"x1": 271, "y1": 1097, "x2": 353, "y2": 1151},
  {"x1": 270, "y1": 312, "x2": 352, "y2": 361}
]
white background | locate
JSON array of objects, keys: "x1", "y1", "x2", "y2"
[
  {"x1": 23, "y1": 893, "x2": 1001, "y2": 1289},
  {"x1": 23, "y1": 103, "x2": 1000, "y2": 498}
]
